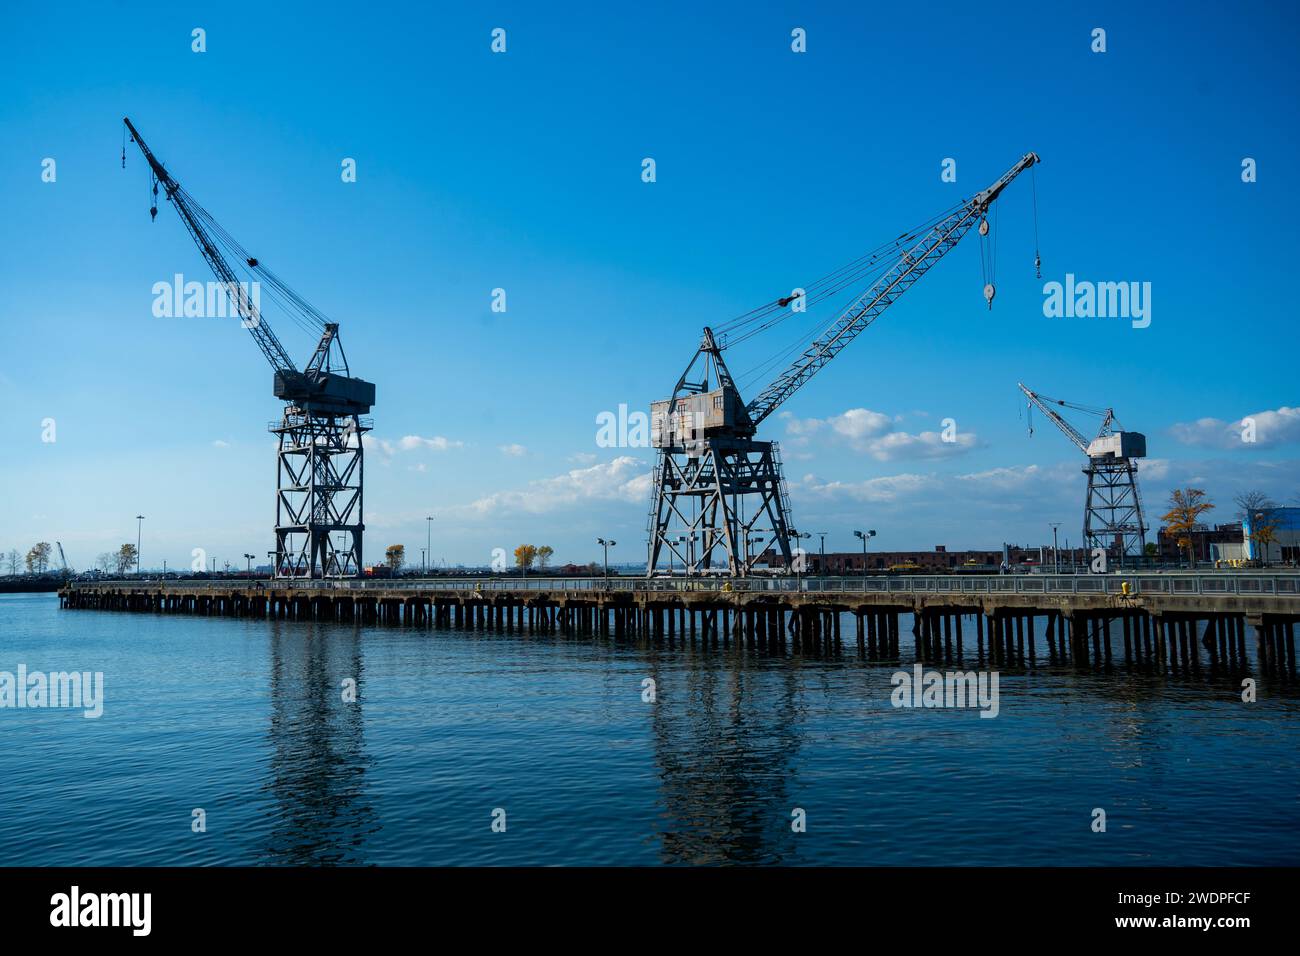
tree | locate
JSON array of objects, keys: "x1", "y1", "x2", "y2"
[
  {"x1": 1235, "y1": 491, "x2": 1279, "y2": 566},
  {"x1": 96, "y1": 552, "x2": 117, "y2": 574},
  {"x1": 385, "y1": 544, "x2": 405, "y2": 571},
  {"x1": 115, "y1": 543, "x2": 138, "y2": 575},
  {"x1": 5, "y1": 550, "x2": 18, "y2": 575},
  {"x1": 536, "y1": 545, "x2": 554, "y2": 570},
  {"x1": 514, "y1": 545, "x2": 537, "y2": 572},
  {"x1": 1160, "y1": 488, "x2": 1214, "y2": 568},
  {"x1": 25, "y1": 542, "x2": 53, "y2": 574},
  {"x1": 1248, "y1": 512, "x2": 1282, "y2": 566},
  {"x1": 1143, "y1": 541, "x2": 1158, "y2": 558}
]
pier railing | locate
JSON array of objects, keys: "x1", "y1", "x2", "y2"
[{"x1": 75, "y1": 573, "x2": 1300, "y2": 597}]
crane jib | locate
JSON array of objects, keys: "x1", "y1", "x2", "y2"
[{"x1": 742, "y1": 153, "x2": 1038, "y2": 427}]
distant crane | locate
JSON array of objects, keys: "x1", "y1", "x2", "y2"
[
  {"x1": 1018, "y1": 383, "x2": 1147, "y2": 562},
  {"x1": 647, "y1": 152, "x2": 1041, "y2": 575},
  {"x1": 56, "y1": 541, "x2": 70, "y2": 579},
  {"x1": 123, "y1": 118, "x2": 375, "y2": 578}
]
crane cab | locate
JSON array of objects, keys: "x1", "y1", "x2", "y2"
[
  {"x1": 274, "y1": 370, "x2": 375, "y2": 416},
  {"x1": 651, "y1": 387, "x2": 750, "y2": 449},
  {"x1": 1086, "y1": 431, "x2": 1146, "y2": 461}
]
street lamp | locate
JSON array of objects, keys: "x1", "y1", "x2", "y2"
[
  {"x1": 597, "y1": 538, "x2": 616, "y2": 586},
  {"x1": 135, "y1": 515, "x2": 145, "y2": 578},
  {"x1": 244, "y1": 553, "x2": 255, "y2": 576},
  {"x1": 853, "y1": 529, "x2": 877, "y2": 577},
  {"x1": 789, "y1": 530, "x2": 811, "y2": 580},
  {"x1": 426, "y1": 515, "x2": 434, "y2": 576},
  {"x1": 816, "y1": 531, "x2": 828, "y2": 577},
  {"x1": 1049, "y1": 522, "x2": 1061, "y2": 574}
]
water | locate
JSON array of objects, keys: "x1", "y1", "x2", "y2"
[{"x1": 1, "y1": 591, "x2": 1297, "y2": 866}]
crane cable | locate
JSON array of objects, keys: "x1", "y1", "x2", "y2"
[
  {"x1": 1031, "y1": 164, "x2": 1042, "y2": 279},
  {"x1": 126, "y1": 141, "x2": 334, "y2": 344},
  {"x1": 713, "y1": 199, "x2": 969, "y2": 343}
]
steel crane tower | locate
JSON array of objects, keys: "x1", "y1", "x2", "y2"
[
  {"x1": 647, "y1": 153, "x2": 1040, "y2": 576},
  {"x1": 124, "y1": 118, "x2": 375, "y2": 578},
  {"x1": 1017, "y1": 383, "x2": 1147, "y2": 561}
]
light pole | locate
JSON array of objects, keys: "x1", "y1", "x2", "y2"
[
  {"x1": 426, "y1": 515, "x2": 434, "y2": 575},
  {"x1": 135, "y1": 514, "x2": 145, "y2": 578},
  {"x1": 816, "y1": 531, "x2": 828, "y2": 577},
  {"x1": 244, "y1": 553, "x2": 255, "y2": 576},
  {"x1": 597, "y1": 538, "x2": 616, "y2": 587},
  {"x1": 790, "y1": 530, "x2": 811, "y2": 581},
  {"x1": 1049, "y1": 522, "x2": 1061, "y2": 574},
  {"x1": 853, "y1": 529, "x2": 877, "y2": 577}
]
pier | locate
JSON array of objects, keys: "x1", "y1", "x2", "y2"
[{"x1": 59, "y1": 573, "x2": 1300, "y2": 674}]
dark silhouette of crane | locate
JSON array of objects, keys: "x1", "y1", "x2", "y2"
[
  {"x1": 124, "y1": 118, "x2": 375, "y2": 578},
  {"x1": 647, "y1": 153, "x2": 1040, "y2": 576}
]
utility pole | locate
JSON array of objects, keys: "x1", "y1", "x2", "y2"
[
  {"x1": 1049, "y1": 523, "x2": 1061, "y2": 574},
  {"x1": 817, "y1": 532, "x2": 828, "y2": 577},
  {"x1": 244, "y1": 553, "x2": 255, "y2": 575},
  {"x1": 136, "y1": 515, "x2": 145, "y2": 578}
]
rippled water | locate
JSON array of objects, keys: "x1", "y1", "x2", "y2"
[{"x1": 1, "y1": 591, "x2": 1297, "y2": 866}]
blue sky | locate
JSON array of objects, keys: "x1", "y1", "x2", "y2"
[{"x1": 1, "y1": 1, "x2": 1297, "y2": 571}]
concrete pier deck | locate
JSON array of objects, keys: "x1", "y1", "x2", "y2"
[{"x1": 60, "y1": 572, "x2": 1300, "y2": 672}]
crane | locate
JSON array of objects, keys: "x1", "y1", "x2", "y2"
[
  {"x1": 123, "y1": 118, "x2": 375, "y2": 578},
  {"x1": 56, "y1": 541, "x2": 70, "y2": 579},
  {"x1": 647, "y1": 152, "x2": 1041, "y2": 575},
  {"x1": 1017, "y1": 383, "x2": 1147, "y2": 563}
]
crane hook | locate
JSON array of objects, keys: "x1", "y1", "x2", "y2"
[
  {"x1": 978, "y1": 218, "x2": 989, "y2": 237},
  {"x1": 984, "y1": 283, "x2": 995, "y2": 309},
  {"x1": 149, "y1": 205, "x2": 158, "y2": 221},
  {"x1": 1034, "y1": 252, "x2": 1041, "y2": 279}
]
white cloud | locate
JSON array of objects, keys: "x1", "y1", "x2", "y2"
[
  {"x1": 782, "y1": 407, "x2": 976, "y2": 460},
  {"x1": 568, "y1": 452, "x2": 598, "y2": 465},
  {"x1": 211, "y1": 439, "x2": 230, "y2": 448},
  {"x1": 457, "y1": 456, "x2": 652, "y2": 518},
  {"x1": 364, "y1": 434, "x2": 464, "y2": 459},
  {"x1": 499, "y1": 443, "x2": 527, "y2": 457},
  {"x1": 1169, "y1": 406, "x2": 1300, "y2": 449}
]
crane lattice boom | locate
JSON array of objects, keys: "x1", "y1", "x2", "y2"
[
  {"x1": 123, "y1": 118, "x2": 298, "y2": 374},
  {"x1": 744, "y1": 152, "x2": 1039, "y2": 427}
]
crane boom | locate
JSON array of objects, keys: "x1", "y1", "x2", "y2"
[
  {"x1": 123, "y1": 117, "x2": 298, "y2": 374},
  {"x1": 1018, "y1": 382, "x2": 1092, "y2": 455},
  {"x1": 745, "y1": 152, "x2": 1039, "y2": 427}
]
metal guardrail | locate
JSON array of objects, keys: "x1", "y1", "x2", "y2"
[{"x1": 73, "y1": 573, "x2": 1300, "y2": 597}]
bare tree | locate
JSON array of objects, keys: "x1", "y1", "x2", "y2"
[
  {"x1": 1234, "y1": 490, "x2": 1277, "y2": 521},
  {"x1": 96, "y1": 552, "x2": 117, "y2": 574},
  {"x1": 1235, "y1": 491, "x2": 1279, "y2": 566},
  {"x1": 4, "y1": 550, "x2": 17, "y2": 575}
]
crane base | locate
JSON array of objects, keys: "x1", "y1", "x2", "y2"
[
  {"x1": 270, "y1": 408, "x2": 370, "y2": 578},
  {"x1": 1084, "y1": 458, "x2": 1147, "y2": 564},
  {"x1": 646, "y1": 437, "x2": 795, "y2": 576}
]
